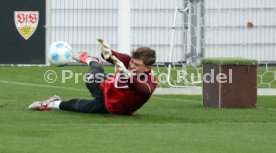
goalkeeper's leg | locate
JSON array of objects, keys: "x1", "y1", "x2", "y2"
[
  {"x1": 59, "y1": 98, "x2": 108, "y2": 113},
  {"x1": 85, "y1": 61, "x2": 106, "y2": 99},
  {"x1": 28, "y1": 56, "x2": 108, "y2": 113},
  {"x1": 59, "y1": 61, "x2": 108, "y2": 113}
]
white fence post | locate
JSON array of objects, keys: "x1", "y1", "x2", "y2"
[{"x1": 117, "y1": 0, "x2": 131, "y2": 54}]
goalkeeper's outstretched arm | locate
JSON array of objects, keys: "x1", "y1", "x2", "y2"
[
  {"x1": 103, "y1": 50, "x2": 131, "y2": 67},
  {"x1": 97, "y1": 38, "x2": 131, "y2": 67}
]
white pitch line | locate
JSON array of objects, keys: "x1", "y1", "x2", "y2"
[{"x1": 0, "y1": 80, "x2": 86, "y2": 91}]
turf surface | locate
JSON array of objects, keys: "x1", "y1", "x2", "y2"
[{"x1": 1, "y1": 66, "x2": 276, "y2": 153}]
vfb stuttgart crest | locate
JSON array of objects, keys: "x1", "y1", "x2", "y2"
[{"x1": 14, "y1": 11, "x2": 39, "y2": 40}]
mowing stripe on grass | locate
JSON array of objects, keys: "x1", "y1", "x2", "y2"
[
  {"x1": 8, "y1": 122, "x2": 270, "y2": 127},
  {"x1": 151, "y1": 97, "x2": 201, "y2": 103},
  {"x1": 0, "y1": 80, "x2": 85, "y2": 91},
  {"x1": 0, "y1": 80, "x2": 201, "y2": 103}
]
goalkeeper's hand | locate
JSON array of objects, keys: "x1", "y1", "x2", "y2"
[
  {"x1": 97, "y1": 38, "x2": 112, "y2": 60},
  {"x1": 111, "y1": 55, "x2": 130, "y2": 76}
]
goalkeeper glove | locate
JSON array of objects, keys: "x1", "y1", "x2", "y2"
[
  {"x1": 111, "y1": 55, "x2": 130, "y2": 76},
  {"x1": 97, "y1": 38, "x2": 112, "y2": 60}
]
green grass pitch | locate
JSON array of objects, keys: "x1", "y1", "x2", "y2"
[{"x1": 1, "y1": 66, "x2": 276, "y2": 153}]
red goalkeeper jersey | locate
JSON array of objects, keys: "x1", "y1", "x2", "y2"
[{"x1": 100, "y1": 51, "x2": 157, "y2": 115}]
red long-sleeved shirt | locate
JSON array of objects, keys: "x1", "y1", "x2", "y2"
[{"x1": 100, "y1": 51, "x2": 157, "y2": 115}]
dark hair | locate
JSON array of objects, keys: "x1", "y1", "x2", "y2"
[{"x1": 131, "y1": 47, "x2": 156, "y2": 66}]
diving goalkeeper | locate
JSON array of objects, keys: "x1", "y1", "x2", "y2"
[{"x1": 28, "y1": 38, "x2": 157, "y2": 115}]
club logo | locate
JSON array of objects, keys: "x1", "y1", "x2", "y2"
[{"x1": 14, "y1": 11, "x2": 39, "y2": 40}]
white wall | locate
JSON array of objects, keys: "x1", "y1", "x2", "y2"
[
  {"x1": 48, "y1": 0, "x2": 118, "y2": 58},
  {"x1": 47, "y1": 0, "x2": 276, "y2": 63},
  {"x1": 47, "y1": 0, "x2": 184, "y2": 63},
  {"x1": 204, "y1": 0, "x2": 276, "y2": 62}
]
